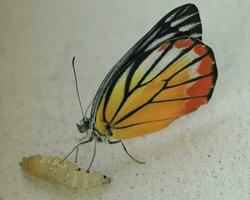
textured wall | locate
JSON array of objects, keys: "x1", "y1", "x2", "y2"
[{"x1": 0, "y1": 0, "x2": 249, "y2": 199}]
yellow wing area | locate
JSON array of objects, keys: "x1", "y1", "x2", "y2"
[{"x1": 95, "y1": 37, "x2": 217, "y2": 139}]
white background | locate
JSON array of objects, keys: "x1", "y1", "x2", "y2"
[{"x1": 0, "y1": 0, "x2": 249, "y2": 199}]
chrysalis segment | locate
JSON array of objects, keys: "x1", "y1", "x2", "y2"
[{"x1": 20, "y1": 155, "x2": 111, "y2": 189}]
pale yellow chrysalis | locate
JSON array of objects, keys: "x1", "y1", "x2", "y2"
[{"x1": 20, "y1": 155, "x2": 111, "y2": 189}]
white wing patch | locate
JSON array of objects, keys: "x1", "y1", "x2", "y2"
[
  {"x1": 190, "y1": 33, "x2": 202, "y2": 38},
  {"x1": 179, "y1": 22, "x2": 201, "y2": 32},
  {"x1": 142, "y1": 47, "x2": 181, "y2": 84},
  {"x1": 171, "y1": 12, "x2": 199, "y2": 27},
  {"x1": 178, "y1": 4, "x2": 192, "y2": 16},
  {"x1": 165, "y1": 11, "x2": 178, "y2": 23},
  {"x1": 146, "y1": 33, "x2": 176, "y2": 51},
  {"x1": 140, "y1": 27, "x2": 160, "y2": 51}
]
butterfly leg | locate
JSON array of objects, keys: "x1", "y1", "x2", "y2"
[
  {"x1": 108, "y1": 140, "x2": 145, "y2": 164},
  {"x1": 86, "y1": 139, "x2": 97, "y2": 173},
  {"x1": 59, "y1": 138, "x2": 93, "y2": 164}
]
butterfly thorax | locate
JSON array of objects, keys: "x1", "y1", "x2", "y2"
[
  {"x1": 76, "y1": 118, "x2": 90, "y2": 133},
  {"x1": 76, "y1": 117, "x2": 107, "y2": 143}
]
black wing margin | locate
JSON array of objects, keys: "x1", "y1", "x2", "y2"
[
  {"x1": 121, "y1": 3, "x2": 202, "y2": 61},
  {"x1": 142, "y1": 3, "x2": 202, "y2": 51}
]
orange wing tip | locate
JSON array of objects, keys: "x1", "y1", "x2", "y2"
[
  {"x1": 197, "y1": 55, "x2": 214, "y2": 75},
  {"x1": 187, "y1": 76, "x2": 213, "y2": 96},
  {"x1": 174, "y1": 38, "x2": 194, "y2": 48},
  {"x1": 183, "y1": 97, "x2": 207, "y2": 114},
  {"x1": 194, "y1": 44, "x2": 207, "y2": 56},
  {"x1": 158, "y1": 42, "x2": 169, "y2": 51}
]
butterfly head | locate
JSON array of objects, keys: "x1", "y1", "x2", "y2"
[{"x1": 76, "y1": 118, "x2": 90, "y2": 133}]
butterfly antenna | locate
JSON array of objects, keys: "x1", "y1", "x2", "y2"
[
  {"x1": 72, "y1": 56, "x2": 85, "y2": 119},
  {"x1": 84, "y1": 99, "x2": 93, "y2": 117}
]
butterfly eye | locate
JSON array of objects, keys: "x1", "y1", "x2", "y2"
[
  {"x1": 76, "y1": 123, "x2": 85, "y2": 133},
  {"x1": 76, "y1": 119, "x2": 89, "y2": 133}
]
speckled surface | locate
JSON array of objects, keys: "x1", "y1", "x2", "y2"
[{"x1": 0, "y1": 0, "x2": 250, "y2": 199}]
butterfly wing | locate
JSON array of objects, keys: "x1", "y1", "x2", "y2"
[
  {"x1": 90, "y1": 3, "x2": 202, "y2": 121},
  {"x1": 90, "y1": 4, "x2": 216, "y2": 139},
  {"x1": 94, "y1": 37, "x2": 217, "y2": 139}
]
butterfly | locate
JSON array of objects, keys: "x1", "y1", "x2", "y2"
[{"x1": 64, "y1": 3, "x2": 217, "y2": 171}]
